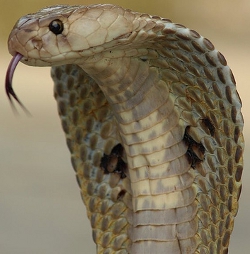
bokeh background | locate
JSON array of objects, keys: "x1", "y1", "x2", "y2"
[{"x1": 0, "y1": 0, "x2": 249, "y2": 253}]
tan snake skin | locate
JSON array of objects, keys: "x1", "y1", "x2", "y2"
[{"x1": 6, "y1": 4, "x2": 244, "y2": 254}]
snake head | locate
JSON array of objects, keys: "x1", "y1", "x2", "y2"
[
  {"x1": 7, "y1": 4, "x2": 139, "y2": 67},
  {"x1": 6, "y1": 4, "x2": 139, "y2": 110}
]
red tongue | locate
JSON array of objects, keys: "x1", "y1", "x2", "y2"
[{"x1": 5, "y1": 52, "x2": 30, "y2": 114}]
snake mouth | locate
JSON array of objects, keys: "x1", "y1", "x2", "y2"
[{"x1": 5, "y1": 52, "x2": 30, "y2": 114}]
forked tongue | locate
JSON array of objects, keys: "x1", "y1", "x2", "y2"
[{"x1": 5, "y1": 52, "x2": 30, "y2": 114}]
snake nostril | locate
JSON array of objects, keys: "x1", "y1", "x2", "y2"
[{"x1": 32, "y1": 39, "x2": 42, "y2": 50}]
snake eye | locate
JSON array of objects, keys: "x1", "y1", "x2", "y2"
[{"x1": 49, "y1": 19, "x2": 64, "y2": 35}]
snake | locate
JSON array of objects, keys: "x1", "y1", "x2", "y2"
[{"x1": 5, "y1": 4, "x2": 244, "y2": 254}]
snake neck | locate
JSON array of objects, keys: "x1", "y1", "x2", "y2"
[{"x1": 79, "y1": 55, "x2": 198, "y2": 253}]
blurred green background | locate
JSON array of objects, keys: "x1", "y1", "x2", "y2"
[{"x1": 0, "y1": 0, "x2": 249, "y2": 253}]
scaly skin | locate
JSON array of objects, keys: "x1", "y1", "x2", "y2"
[{"x1": 7, "y1": 4, "x2": 244, "y2": 253}]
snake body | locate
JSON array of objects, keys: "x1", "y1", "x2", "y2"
[{"x1": 6, "y1": 4, "x2": 244, "y2": 253}]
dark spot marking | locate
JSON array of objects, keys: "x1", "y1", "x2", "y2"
[
  {"x1": 58, "y1": 100, "x2": 67, "y2": 116},
  {"x1": 227, "y1": 159, "x2": 233, "y2": 175},
  {"x1": 162, "y1": 28, "x2": 175, "y2": 35},
  {"x1": 80, "y1": 145, "x2": 87, "y2": 162},
  {"x1": 235, "y1": 165, "x2": 243, "y2": 182},
  {"x1": 217, "y1": 51, "x2": 227, "y2": 66},
  {"x1": 225, "y1": 86, "x2": 233, "y2": 104},
  {"x1": 72, "y1": 108, "x2": 79, "y2": 126},
  {"x1": 231, "y1": 106, "x2": 237, "y2": 123},
  {"x1": 217, "y1": 68, "x2": 226, "y2": 84},
  {"x1": 69, "y1": 92, "x2": 76, "y2": 107},
  {"x1": 228, "y1": 178, "x2": 234, "y2": 195},
  {"x1": 230, "y1": 69, "x2": 236, "y2": 85},
  {"x1": 225, "y1": 214, "x2": 231, "y2": 229},
  {"x1": 86, "y1": 117, "x2": 94, "y2": 132},
  {"x1": 237, "y1": 185, "x2": 242, "y2": 201},
  {"x1": 212, "y1": 82, "x2": 222, "y2": 98},
  {"x1": 54, "y1": 82, "x2": 63, "y2": 97},
  {"x1": 235, "y1": 145, "x2": 243, "y2": 163},
  {"x1": 66, "y1": 138, "x2": 73, "y2": 153},
  {"x1": 203, "y1": 38, "x2": 215, "y2": 50},
  {"x1": 183, "y1": 126, "x2": 205, "y2": 168},
  {"x1": 187, "y1": 64, "x2": 201, "y2": 76},
  {"x1": 178, "y1": 41, "x2": 192, "y2": 51},
  {"x1": 100, "y1": 143, "x2": 127, "y2": 179},
  {"x1": 205, "y1": 53, "x2": 217, "y2": 67},
  {"x1": 61, "y1": 119, "x2": 69, "y2": 134},
  {"x1": 67, "y1": 76, "x2": 75, "y2": 90},
  {"x1": 203, "y1": 66, "x2": 215, "y2": 81},
  {"x1": 117, "y1": 189, "x2": 126, "y2": 200},
  {"x1": 75, "y1": 128, "x2": 83, "y2": 144},
  {"x1": 202, "y1": 118, "x2": 215, "y2": 136},
  {"x1": 192, "y1": 54, "x2": 205, "y2": 66},
  {"x1": 219, "y1": 186, "x2": 226, "y2": 202},
  {"x1": 65, "y1": 65, "x2": 72, "y2": 75},
  {"x1": 54, "y1": 67, "x2": 62, "y2": 79},
  {"x1": 227, "y1": 196, "x2": 233, "y2": 212},
  {"x1": 192, "y1": 41, "x2": 206, "y2": 53},
  {"x1": 222, "y1": 231, "x2": 231, "y2": 247},
  {"x1": 190, "y1": 30, "x2": 200, "y2": 38},
  {"x1": 219, "y1": 100, "x2": 227, "y2": 118},
  {"x1": 234, "y1": 126, "x2": 241, "y2": 143}
]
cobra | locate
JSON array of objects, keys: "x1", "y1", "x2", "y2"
[{"x1": 5, "y1": 4, "x2": 244, "y2": 254}]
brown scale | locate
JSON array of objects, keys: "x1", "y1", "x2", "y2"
[{"x1": 202, "y1": 117, "x2": 215, "y2": 136}]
